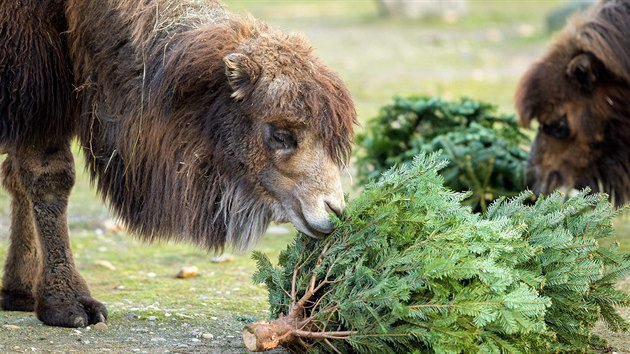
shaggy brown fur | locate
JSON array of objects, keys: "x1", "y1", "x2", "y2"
[
  {"x1": 1, "y1": 0, "x2": 356, "y2": 328},
  {"x1": 515, "y1": 0, "x2": 630, "y2": 206},
  {"x1": 0, "y1": 0, "x2": 74, "y2": 146}
]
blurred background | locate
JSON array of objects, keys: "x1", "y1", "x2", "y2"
[{"x1": 225, "y1": 0, "x2": 579, "y2": 117}]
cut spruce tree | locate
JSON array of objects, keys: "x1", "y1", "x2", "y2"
[
  {"x1": 245, "y1": 153, "x2": 630, "y2": 353},
  {"x1": 354, "y1": 96, "x2": 530, "y2": 212}
]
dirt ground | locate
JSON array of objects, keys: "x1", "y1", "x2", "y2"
[
  {"x1": 1, "y1": 306, "x2": 628, "y2": 353},
  {"x1": 0, "y1": 311, "x2": 285, "y2": 353}
]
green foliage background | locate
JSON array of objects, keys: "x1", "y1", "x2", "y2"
[
  {"x1": 254, "y1": 153, "x2": 630, "y2": 353},
  {"x1": 355, "y1": 96, "x2": 530, "y2": 211}
]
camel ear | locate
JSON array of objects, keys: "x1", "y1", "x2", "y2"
[
  {"x1": 514, "y1": 66, "x2": 539, "y2": 128},
  {"x1": 566, "y1": 53, "x2": 597, "y2": 91},
  {"x1": 223, "y1": 53, "x2": 260, "y2": 100}
]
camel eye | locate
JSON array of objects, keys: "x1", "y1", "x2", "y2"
[
  {"x1": 542, "y1": 116, "x2": 570, "y2": 139},
  {"x1": 264, "y1": 125, "x2": 297, "y2": 151}
]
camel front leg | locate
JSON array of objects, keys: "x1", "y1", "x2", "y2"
[
  {"x1": 1, "y1": 156, "x2": 39, "y2": 312},
  {"x1": 16, "y1": 142, "x2": 107, "y2": 327}
]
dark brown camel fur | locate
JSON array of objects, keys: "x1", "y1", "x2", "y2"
[
  {"x1": 0, "y1": 0, "x2": 356, "y2": 328},
  {"x1": 515, "y1": 0, "x2": 630, "y2": 206}
]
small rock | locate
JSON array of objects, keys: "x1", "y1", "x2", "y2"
[
  {"x1": 2, "y1": 325, "x2": 20, "y2": 330},
  {"x1": 147, "y1": 272, "x2": 157, "y2": 278},
  {"x1": 210, "y1": 254, "x2": 234, "y2": 263},
  {"x1": 486, "y1": 28, "x2": 503, "y2": 43},
  {"x1": 103, "y1": 218, "x2": 126, "y2": 233},
  {"x1": 201, "y1": 333, "x2": 214, "y2": 340},
  {"x1": 93, "y1": 322, "x2": 108, "y2": 331},
  {"x1": 94, "y1": 260, "x2": 116, "y2": 270},
  {"x1": 191, "y1": 338, "x2": 200, "y2": 343},
  {"x1": 518, "y1": 23, "x2": 536, "y2": 38},
  {"x1": 147, "y1": 316, "x2": 158, "y2": 321},
  {"x1": 176, "y1": 266, "x2": 199, "y2": 279}
]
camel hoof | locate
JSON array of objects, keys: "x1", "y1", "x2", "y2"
[
  {"x1": 37, "y1": 296, "x2": 108, "y2": 328},
  {"x1": 1, "y1": 289, "x2": 35, "y2": 312}
]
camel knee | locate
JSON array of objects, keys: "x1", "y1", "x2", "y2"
[
  {"x1": 2, "y1": 158, "x2": 24, "y2": 196},
  {"x1": 28, "y1": 170, "x2": 75, "y2": 202},
  {"x1": 16, "y1": 146, "x2": 76, "y2": 209}
]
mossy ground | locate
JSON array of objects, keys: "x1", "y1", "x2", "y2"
[{"x1": 1, "y1": 1, "x2": 628, "y2": 352}]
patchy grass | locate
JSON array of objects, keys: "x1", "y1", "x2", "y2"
[
  {"x1": 0, "y1": 1, "x2": 628, "y2": 352},
  {"x1": 0, "y1": 152, "x2": 295, "y2": 352}
]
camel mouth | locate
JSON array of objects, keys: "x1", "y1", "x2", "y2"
[
  {"x1": 300, "y1": 226, "x2": 330, "y2": 239},
  {"x1": 297, "y1": 197, "x2": 344, "y2": 239},
  {"x1": 293, "y1": 214, "x2": 334, "y2": 239},
  {"x1": 269, "y1": 203, "x2": 334, "y2": 239},
  {"x1": 266, "y1": 175, "x2": 345, "y2": 239},
  {"x1": 280, "y1": 204, "x2": 335, "y2": 239}
]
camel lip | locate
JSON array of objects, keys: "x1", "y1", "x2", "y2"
[
  {"x1": 292, "y1": 211, "x2": 334, "y2": 239},
  {"x1": 268, "y1": 209, "x2": 331, "y2": 239},
  {"x1": 300, "y1": 223, "x2": 331, "y2": 239}
]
